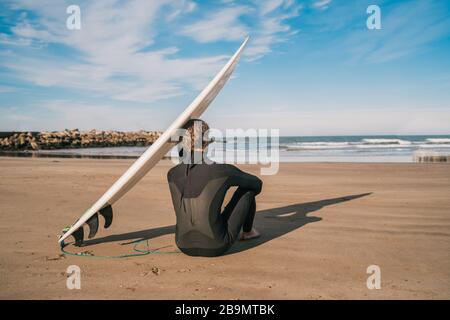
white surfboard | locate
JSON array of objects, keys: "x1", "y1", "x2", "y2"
[{"x1": 59, "y1": 36, "x2": 249, "y2": 245}]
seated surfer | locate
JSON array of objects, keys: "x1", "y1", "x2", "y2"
[{"x1": 167, "y1": 119, "x2": 263, "y2": 257}]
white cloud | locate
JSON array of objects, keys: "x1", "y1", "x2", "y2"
[
  {"x1": 260, "y1": 0, "x2": 285, "y2": 15},
  {"x1": 1, "y1": 0, "x2": 230, "y2": 103},
  {"x1": 2, "y1": 0, "x2": 303, "y2": 108},
  {"x1": 179, "y1": 0, "x2": 302, "y2": 60},
  {"x1": 0, "y1": 33, "x2": 33, "y2": 47},
  {"x1": 245, "y1": 1, "x2": 302, "y2": 60},
  {"x1": 179, "y1": 6, "x2": 250, "y2": 43},
  {"x1": 312, "y1": 0, "x2": 332, "y2": 10},
  {"x1": 166, "y1": 0, "x2": 197, "y2": 21}
]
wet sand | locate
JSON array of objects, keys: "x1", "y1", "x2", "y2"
[{"x1": 0, "y1": 157, "x2": 449, "y2": 299}]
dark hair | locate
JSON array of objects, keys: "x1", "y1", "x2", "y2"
[{"x1": 181, "y1": 119, "x2": 211, "y2": 152}]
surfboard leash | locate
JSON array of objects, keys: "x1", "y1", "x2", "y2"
[{"x1": 59, "y1": 228, "x2": 180, "y2": 259}]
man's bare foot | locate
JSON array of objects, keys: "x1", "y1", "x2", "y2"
[{"x1": 240, "y1": 228, "x2": 261, "y2": 241}]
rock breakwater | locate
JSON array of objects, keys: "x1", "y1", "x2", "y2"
[{"x1": 0, "y1": 129, "x2": 162, "y2": 151}]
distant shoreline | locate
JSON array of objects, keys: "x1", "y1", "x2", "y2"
[
  {"x1": 0, "y1": 150, "x2": 140, "y2": 160},
  {"x1": 1, "y1": 132, "x2": 450, "y2": 163}
]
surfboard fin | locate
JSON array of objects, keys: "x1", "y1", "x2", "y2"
[
  {"x1": 86, "y1": 213, "x2": 99, "y2": 239},
  {"x1": 72, "y1": 226, "x2": 84, "y2": 247},
  {"x1": 99, "y1": 205, "x2": 113, "y2": 229},
  {"x1": 69, "y1": 207, "x2": 110, "y2": 244}
]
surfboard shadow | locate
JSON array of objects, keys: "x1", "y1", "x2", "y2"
[
  {"x1": 82, "y1": 224, "x2": 175, "y2": 246},
  {"x1": 83, "y1": 193, "x2": 371, "y2": 252}
]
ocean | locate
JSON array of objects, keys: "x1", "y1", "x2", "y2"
[
  {"x1": 28, "y1": 135, "x2": 450, "y2": 162},
  {"x1": 277, "y1": 135, "x2": 450, "y2": 162}
]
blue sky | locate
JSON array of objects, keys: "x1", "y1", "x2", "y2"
[{"x1": 0, "y1": 0, "x2": 449, "y2": 135}]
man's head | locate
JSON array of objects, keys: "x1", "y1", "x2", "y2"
[{"x1": 181, "y1": 119, "x2": 212, "y2": 154}]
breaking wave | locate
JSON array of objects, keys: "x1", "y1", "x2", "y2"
[
  {"x1": 361, "y1": 139, "x2": 411, "y2": 145},
  {"x1": 426, "y1": 138, "x2": 450, "y2": 144}
]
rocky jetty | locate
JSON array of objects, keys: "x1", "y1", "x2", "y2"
[{"x1": 0, "y1": 129, "x2": 162, "y2": 151}]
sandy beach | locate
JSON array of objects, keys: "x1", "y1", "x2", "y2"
[{"x1": 0, "y1": 157, "x2": 449, "y2": 299}]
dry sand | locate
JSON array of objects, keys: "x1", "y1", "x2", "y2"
[{"x1": 0, "y1": 157, "x2": 449, "y2": 299}]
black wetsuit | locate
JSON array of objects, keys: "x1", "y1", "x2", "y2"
[{"x1": 167, "y1": 163, "x2": 262, "y2": 257}]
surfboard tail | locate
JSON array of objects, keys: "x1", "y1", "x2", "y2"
[{"x1": 63, "y1": 204, "x2": 113, "y2": 246}]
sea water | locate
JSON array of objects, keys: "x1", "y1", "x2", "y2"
[{"x1": 30, "y1": 135, "x2": 450, "y2": 162}]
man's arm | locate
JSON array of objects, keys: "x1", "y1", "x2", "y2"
[{"x1": 225, "y1": 164, "x2": 263, "y2": 195}]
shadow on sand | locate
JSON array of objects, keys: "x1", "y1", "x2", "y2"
[
  {"x1": 83, "y1": 193, "x2": 371, "y2": 254},
  {"x1": 226, "y1": 193, "x2": 371, "y2": 254}
]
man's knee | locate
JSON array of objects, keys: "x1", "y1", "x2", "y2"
[{"x1": 241, "y1": 189, "x2": 255, "y2": 199}]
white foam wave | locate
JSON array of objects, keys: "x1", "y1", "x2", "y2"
[
  {"x1": 362, "y1": 138, "x2": 411, "y2": 145},
  {"x1": 296, "y1": 142, "x2": 350, "y2": 146},
  {"x1": 286, "y1": 142, "x2": 350, "y2": 150},
  {"x1": 426, "y1": 138, "x2": 450, "y2": 144}
]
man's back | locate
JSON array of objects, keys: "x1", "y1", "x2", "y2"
[{"x1": 167, "y1": 163, "x2": 262, "y2": 255}]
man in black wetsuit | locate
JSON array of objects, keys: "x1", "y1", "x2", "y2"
[{"x1": 167, "y1": 119, "x2": 262, "y2": 257}]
